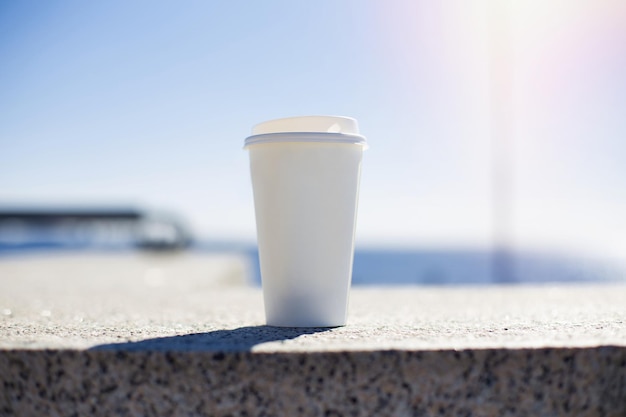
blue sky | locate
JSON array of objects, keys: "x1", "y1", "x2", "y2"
[{"x1": 1, "y1": 1, "x2": 625, "y2": 257}]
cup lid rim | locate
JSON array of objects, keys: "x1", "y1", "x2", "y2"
[
  {"x1": 244, "y1": 131, "x2": 368, "y2": 148},
  {"x1": 245, "y1": 115, "x2": 367, "y2": 148}
]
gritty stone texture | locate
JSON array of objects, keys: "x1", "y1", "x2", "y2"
[
  {"x1": 1, "y1": 253, "x2": 625, "y2": 416},
  {"x1": 2, "y1": 348, "x2": 625, "y2": 417}
]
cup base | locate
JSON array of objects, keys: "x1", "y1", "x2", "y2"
[{"x1": 266, "y1": 320, "x2": 346, "y2": 328}]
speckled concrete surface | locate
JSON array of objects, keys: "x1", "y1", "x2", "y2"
[
  {"x1": 1, "y1": 253, "x2": 625, "y2": 416},
  {"x1": 2, "y1": 347, "x2": 625, "y2": 417}
]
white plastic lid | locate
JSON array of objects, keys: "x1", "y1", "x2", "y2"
[{"x1": 244, "y1": 116, "x2": 367, "y2": 148}]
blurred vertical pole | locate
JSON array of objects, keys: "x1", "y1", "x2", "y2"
[{"x1": 488, "y1": 0, "x2": 515, "y2": 282}]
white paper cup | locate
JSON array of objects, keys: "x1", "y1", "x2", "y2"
[{"x1": 244, "y1": 116, "x2": 367, "y2": 327}]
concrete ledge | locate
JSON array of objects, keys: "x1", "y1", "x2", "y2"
[
  {"x1": 3, "y1": 347, "x2": 625, "y2": 416},
  {"x1": 1, "y1": 253, "x2": 625, "y2": 416}
]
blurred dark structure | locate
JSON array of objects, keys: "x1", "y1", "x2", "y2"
[{"x1": 0, "y1": 207, "x2": 192, "y2": 251}]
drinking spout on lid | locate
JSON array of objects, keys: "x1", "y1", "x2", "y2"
[{"x1": 252, "y1": 116, "x2": 360, "y2": 136}]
